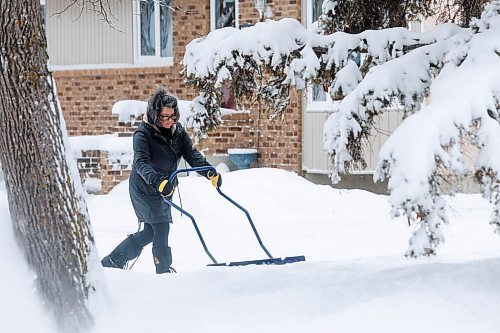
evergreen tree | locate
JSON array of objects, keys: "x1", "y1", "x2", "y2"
[{"x1": 182, "y1": 0, "x2": 500, "y2": 256}]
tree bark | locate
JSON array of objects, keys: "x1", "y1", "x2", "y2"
[{"x1": 0, "y1": 1, "x2": 96, "y2": 331}]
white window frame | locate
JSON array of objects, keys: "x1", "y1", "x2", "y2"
[
  {"x1": 306, "y1": 0, "x2": 317, "y2": 28},
  {"x1": 305, "y1": 0, "x2": 333, "y2": 112},
  {"x1": 306, "y1": 84, "x2": 334, "y2": 112},
  {"x1": 210, "y1": 0, "x2": 239, "y2": 31},
  {"x1": 133, "y1": 0, "x2": 174, "y2": 67},
  {"x1": 408, "y1": 14, "x2": 425, "y2": 33}
]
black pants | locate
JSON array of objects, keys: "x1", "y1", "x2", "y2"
[{"x1": 108, "y1": 222, "x2": 172, "y2": 273}]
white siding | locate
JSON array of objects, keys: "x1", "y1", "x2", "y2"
[
  {"x1": 302, "y1": 111, "x2": 331, "y2": 173},
  {"x1": 302, "y1": 109, "x2": 403, "y2": 173},
  {"x1": 361, "y1": 110, "x2": 403, "y2": 170},
  {"x1": 46, "y1": 0, "x2": 133, "y2": 66}
]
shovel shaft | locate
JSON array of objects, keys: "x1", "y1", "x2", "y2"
[
  {"x1": 216, "y1": 188, "x2": 273, "y2": 259},
  {"x1": 165, "y1": 166, "x2": 274, "y2": 263},
  {"x1": 168, "y1": 166, "x2": 216, "y2": 184},
  {"x1": 162, "y1": 196, "x2": 219, "y2": 264}
]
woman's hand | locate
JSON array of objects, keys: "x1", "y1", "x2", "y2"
[
  {"x1": 207, "y1": 170, "x2": 222, "y2": 188},
  {"x1": 158, "y1": 179, "x2": 175, "y2": 196}
]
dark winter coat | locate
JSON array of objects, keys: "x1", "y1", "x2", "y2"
[{"x1": 129, "y1": 119, "x2": 210, "y2": 224}]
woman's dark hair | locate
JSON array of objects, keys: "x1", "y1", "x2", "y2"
[{"x1": 146, "y1": 87, "x2": 180, "y2": 126}]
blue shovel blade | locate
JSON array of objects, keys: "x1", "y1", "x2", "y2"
[{"x1": 207, "y1": 255, "x2": 306, "y2": 267}]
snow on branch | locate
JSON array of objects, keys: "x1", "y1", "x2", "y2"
[
  {"x1": 324, "y1": 32, "x2": 466, "y2": 181},
  {"x1": 374, "y1": 2, "x2": 500, "y2": 256},
  {"x1": 182, "y1": 0, "x2": 500, "y2": 256},
  {"x1": 471, "y1": 0, "x2": 500, "y2": 235},
  {"x1": 182, "y1": 17, "x2": 461, "y2": 139}
]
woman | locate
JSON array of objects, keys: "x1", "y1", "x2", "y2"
[{"x1": 101, "y1": 87, "x2": 222, "y2": 274}]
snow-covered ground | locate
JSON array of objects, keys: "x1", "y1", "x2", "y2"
[{"x1": 2, "y1": 168, "x2": 500, "y2": 332}]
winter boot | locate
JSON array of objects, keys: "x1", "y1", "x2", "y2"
[
  {"x1": 153, "y1": 246, "x2": 176, "y2": 274},
  {"x1": 101, "y1": 254, "x2": 122, "y2": 269},
  {"x1": 101, "y1": 235, "x2": 143, "y2": 269}
]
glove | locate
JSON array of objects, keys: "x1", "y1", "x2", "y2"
[
  {"x1": 207, "y1": 170, "x2": 222, "y2": 188},
  {"x1": 158, "y1": 179, "x2": 175, "y2": 197}
]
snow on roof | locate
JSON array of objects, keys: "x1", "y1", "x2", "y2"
[
  {"x1": 69, "y1": 98, "x2": 239, "y2": 153},
  {"x1": 68, "y1": 134, "x2": 132, "y2": 154}
]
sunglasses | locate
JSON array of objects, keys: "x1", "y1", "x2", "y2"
[{"x1": 159, "y1": 113, "x2": 177, "y2": 121}]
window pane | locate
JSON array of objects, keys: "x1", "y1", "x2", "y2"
[
  {"x1": 310, "y1": 1, "x2": 327, "y2": 104},
  {"x1": 215, "y1": 0, "x2": 236, "y2": 29},
  {"x1": 140, "y1": 0, "x2": 155, "y2": 56},
  {"x1": 312, "y1": 84, "x2": 327, "y2": 102},
  {"x1": 160, "y1": 0, "x2": 173, "y2": 57},
  {"x1": 41, "y1": 5, "x2": 45, "y2": 25},
  {"x1": 312, "y1": 0, "x2": 323, "y2": 22},
  {"x1": 221, "y1": 86, "x2": 236, "y2": 109}
]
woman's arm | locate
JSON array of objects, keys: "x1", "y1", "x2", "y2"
[
  {"x1": 133, "y1": 130, "x2": 162, "y2": 189},
  {"x1": 181, "y1": 131, "x2": 211, "y2": 175}
]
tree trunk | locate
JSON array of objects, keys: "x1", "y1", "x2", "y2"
[{"x1": 0, "y1": 1, "x2": 96, "y2": 331}]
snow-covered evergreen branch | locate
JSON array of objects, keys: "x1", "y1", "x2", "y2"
[
  {"x1": 374, "y1": 1, "x2": 500, "y2": 255},
  {"x1": 182, "y1": 0, "x2": 500, "y2": 256},
  {"x1": 183, "y1": 16, "x2": 461, "y2": 140}
]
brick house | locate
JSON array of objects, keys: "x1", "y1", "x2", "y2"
[{"x1": 44, "y1": 0, "x2": 402, "y2": 193}]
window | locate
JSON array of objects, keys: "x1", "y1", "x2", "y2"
[
  {"x1": 211, "y1": 0, "x2": 239, "y2": 31},
  {"x1": 307, "y1": 0, "x2": 328, "y2": 109},
  {"x1": 312, "y1": 84, "x2": 327, "y2": 102},
  {"x1": 211, "y1": 1, "x2": 239, "y2": 107},
  {"x1": 136, "y1": 0, "x2": 173, "y2": 63},
  {"x1": 40, "y1": 0, "x2": 45, "y2": 25},
  {"x1": 221, "y1": 86, "x2": 236, "y2": 109},
  {"x1": 408, "y1": 15, "x2": 425, "y2": 33},
  {"x1": 307, "y1": 0, "x2": 323, "y2": 27}
]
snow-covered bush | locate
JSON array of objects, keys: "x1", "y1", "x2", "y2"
[{"x1": 182, "y1": 1, "x2": 500, "y2": 256}]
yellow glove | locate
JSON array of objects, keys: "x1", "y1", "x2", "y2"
[
  {"x1": 207, "y1": 170, "x2": 222, "y2": 188},
  {"x1": 158, "y1": 179, "x2": 175, "y2": 196}
]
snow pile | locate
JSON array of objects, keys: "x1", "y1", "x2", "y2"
[
  {"x1": 0, "y1": 183, "x2": 57, "y2": 332},
  {"x1": 69, "y1": 134, "x2": 133, "y2": 154},
  {"x1": 111, "y1": 100, "x2": 147, "y2": 125},
  {"x1": 2, "y1": 168, "x2": 500, "y2": 332},
  {"x1": 81, "y1": 168, "x2": 500, "y2": 332}
]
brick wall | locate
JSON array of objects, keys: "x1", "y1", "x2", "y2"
[
  {"x1": 76, "y1": 149, "x2": 133, "y2": 194},
  {"x1": 239, "y1": 0, "x2": 301, "y2": 25},
  {"x1": 54, "y1": 67, "x2": 176, "y2": 136},
  {"x1": 100, "y1": 149, "x2": 132, "y2": 193},
  {"x1": 53, "y1": 0, "x2": 304, "y2": 193},
  {"x1": 201, "y1": 90, "x2": 302, "y2": 170}
]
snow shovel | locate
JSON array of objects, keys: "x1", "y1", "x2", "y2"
[{"x1": 162, "y1": 166, "x2": 306, "y2": 267}]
